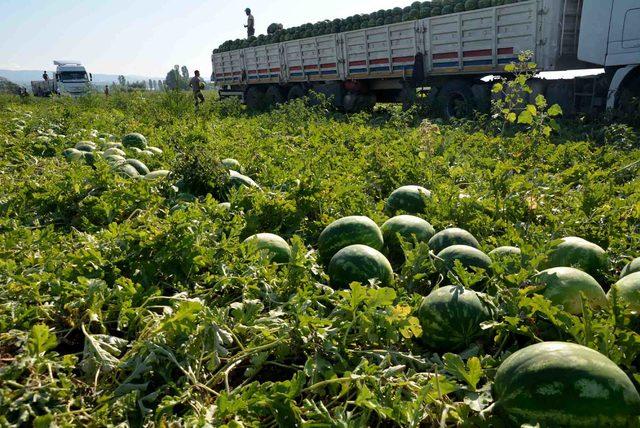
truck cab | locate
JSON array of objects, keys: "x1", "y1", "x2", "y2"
[{"x1": 54, "y1": 61, "x2": 92, "y2": 97}]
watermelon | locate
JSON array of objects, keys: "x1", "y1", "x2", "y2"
[
  {"x1": 385, "y1": 185, "x2": 432, "y2": 214},
  {"x1": 144, "y1": 170, "x2": 170, "y2": 181},
  {"x1": 243, "y1": 233, "x2": 291, "y2": 264},
  {"x1": 428, "y1": 228, "x2": 479, "y2": 254},
  {"x1": 328, "y1": 244, "x2": 393, "y2": 288},
  {"x1": 104, "y1": 154, "x2": 126, "y2": 166},
  {"x1": 381, "y1": 215, "x2": 436, "y2": 262},
  {"x1": 147, "y1": 146, "x2": 164, "y2": 155},
  {"x1": 489, "y1": 246, "x2": 523, "y2": 273},
  {"x1": 82, "y1": 151, "x2": 97, "y2": 165},
  {"x1": 125, "y1": 159, "x2": 150, "y2": 175},
  {"x1": 608, "y1": 272, "x2": 640, "y2": 311},
  {"x1": 317, "y1": 216, "x2": 384, "y2": 264},
  {"x1": 546, "y1": 236, "x2": 609, "y2": 276},
  {"x1": 141, "y1": 150, "x2": 155, "y2": 157},
  {"x1": 531, "y1": 267, "x2": 607, "y2": 315},
  {"x1": 103, "y1": 147, "x2": 126, "y2": 157},
  {"x1": 222, "y1": 158, "x2": 243, "y2": 172},
  {"x1": 493, "y1": 342, "x2": 640, "y2": 427},
  {"x1": 436, "y1": 245, "x2": 492, "y2": 274},
  {"x1": 229, "y1": 170, "x2": 259, "y2": 189},
  {"x1": 118, "y1": 164, "x2": 141, "y2": 178},
  {"x1": 103, "y1": 142, "x2": 124, "y2": 150},
  {"x1": 219, "y1": 202, "x2": 231, "y2": 210},
  {"x1": 418, "y1": 285, "x2": 491, "y2": 351},
  {"x1": 622, "y1": 257, "x2": 640, "y2": 278},
  {"x1": 62, "y1": 148, "x2": 84, "y2": 161},
  {"x1": 122, "y1": 133, "x2": 148, "y2": 149},
  {"x1": 75, "y1": 141, "x2": 96, "y2": 152}
]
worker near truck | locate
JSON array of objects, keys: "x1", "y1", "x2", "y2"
[
  {"x1": 244, "y1": 8, "x2": 255, "y2": 38},
  {"x1": 189, "y1": 70, "x2": 205, "y2": 110},
  {"x1": 42, "y1": 71, "x2": 49, "y2": 81}
]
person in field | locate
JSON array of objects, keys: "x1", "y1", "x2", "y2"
[
  {"x1": 104, "y1": 85, "x2": 109, "y2": 97},
  {"x1": 42, "y1": 71, "x2": 49, "y2": 81},
  {"x1": 244, "y1": 8, "x2": 255, "y2": 38},
  {"x1": 189, "y1": 70, "x2": 205, "y2": 110}
]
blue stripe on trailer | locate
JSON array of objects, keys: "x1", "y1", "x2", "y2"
[
  {"x1": 290, "y1": 72, "x2": 303, "y2": 77},
  {"x1": 463, "y1": 59, "x2": 493, "y2": 66},
  {"x1": 321, "y1": 70, "x2": 337, "y2": 75},
  {"x1": 393, "y1": 65, "x2": 414, "y2": 71},
  {"x1": 433, "y1": 61, "x2": 459, "y2": 68},
  {"x1": 305, "y1": 71, "x2": 320, "y2": 76},
  {"x1": 349, "y1": 67, "x2": 368, "y2": 73}
]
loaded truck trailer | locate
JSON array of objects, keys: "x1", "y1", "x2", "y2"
[
  {"x1": 211, "y1": 0, "x2": 640, "y2": 116},
  {"x1": 31, "y1": 61, "x2": 93, "y2": 98}
]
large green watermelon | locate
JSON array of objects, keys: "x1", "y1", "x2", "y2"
[
  {"x1": 243, "y1": 233, "x2": 291, "y2": 264},
  {"x1": 546, "y1": 236, "x2": 609, "y2": 276},
  {"x1": 531, "y1": 267, "x2": 607, "y2": 315},
  {"x1": 436, "y1": 245, "x2": 492, "y2": 274},
  {"x1": 608, "y1": 272, "x2": 640, "y2": 311},
  {"x1": 125, "y1": 159, "x2": 150, "y2": 175},
  {"x1": 381, "y1": 215, "x2": 435, "y2": 263},
  {"x1": 493, "y1": 342, "x2": 640, "y2": 427},
  {"x1": 62, "y1": 148, "x2": 84, "y2": 161},
  {"x1": 385, "y1": 185, "x2": 432, "y2": 214},
  {"x1": 317, "y1": 216, "x2": 384, "y2": 264},
  {"x1": 428, "y1": 228, "x2": 479, "y2": 254},
  {"x1": 122, "y1": 133, "x2": 148, "y2": 149},
  {"x1": 622, "y1": 257, "x2": 640, "y2": 278},
  {"x1": 328, "y1": 244, "x2": 393, "y2": 288},
  {"x1": 418, "y1": 285, "x2": 491, "y2": 351},
  {"x1": 75, "y1": 141, "x2": 96, "y2": 152}
]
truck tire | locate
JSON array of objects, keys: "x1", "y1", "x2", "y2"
[
  {"x1": 437, "y1": 80, "x2": 475, "y2": 119},
  {"x1": 399, "y1": 86, "x2": 417, "y2": 111},
  {"x1": 245, "y1": 86, "x2": 265, "y2": 110},
  {"x1": 287, "y1": 85, "x2": 307, "y2": 101},
  {"x1": 265, "y1": 85, "x2": 285, "y2": 107},
  {"x1": 616, "y1": 75, "x2": 640, "y2": 116}
]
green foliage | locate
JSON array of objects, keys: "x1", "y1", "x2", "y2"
[{"x1": 0, "y1": 91, "x2": 639, "y2": 426}]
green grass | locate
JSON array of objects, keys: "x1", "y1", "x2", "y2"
[{"x1": 0, "y1": 91, "x2": 639, "y2": 426}]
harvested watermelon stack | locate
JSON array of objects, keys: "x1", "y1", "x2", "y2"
[{"x1": 215, "y1": 0, "x2": 529, "y2": 53}]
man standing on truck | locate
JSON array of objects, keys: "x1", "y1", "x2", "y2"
[
  {"x1": 189, "y1": 70, "x2": 205, "y2": 111},
  {"x1": 42, "y1": 71, "x2": 49, "y2": 81},
  {"x1": 244, "y1": 8, "x2": 255, "y2": 38}
]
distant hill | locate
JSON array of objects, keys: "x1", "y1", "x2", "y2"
[
  {"x1": 0, "y1": 69, "x2": 163, "y2": 88},
  {"x1": 0, "y1": 77, "x2": 23, "y2": 95}
]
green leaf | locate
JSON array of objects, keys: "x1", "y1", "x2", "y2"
[
  {"x1": 548, "y1": 104, "x2": 563, "y2": 117},
  {"x1": 535, "y1": 94, "x2": 547, "y2": 108},
  {"x1": 443, "y1": 353, "x2": 484, "y2": 391},
  {"x1": 507, "y1": 112, "x2": 517, "y2": 123},
  {"x1": 492, "y1": 83, "x2": 503, "y2": 93},
  {"x1": 504, "y1": 63, "x2": 516, "y2": 73},
  {"x1": 27, "y1": 324, "x2": 57, "y2": 357},
  {"x1": 517, "y1": 110, "x2": 533, "y2": 125},
  {"x1": 526, "y1": 104, "x2": 538, "y2": 115}
]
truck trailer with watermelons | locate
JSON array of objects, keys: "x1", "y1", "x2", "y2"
[{"x1": 211, "y1": 0, "x2": 640, "y2": 116}]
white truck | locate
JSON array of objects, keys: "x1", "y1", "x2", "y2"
[
  {"x1": 31, "y1": 61, "x2": 93, "y2": 98},
  {"x1": 211, "y1": 0, "x2": 640, "y2": 116}
]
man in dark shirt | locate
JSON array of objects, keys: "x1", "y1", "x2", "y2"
[
  {"x1": 189, "y1": 70, "x2": 205, "y2": 110},
  {"x1": 245, "y1": 8, "x2": 255, "y2": 38},
  {"x1": 43, "y1": 71, "x2": 49, "y2": 81}
]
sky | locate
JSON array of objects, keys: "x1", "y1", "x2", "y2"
[{"x1": 0, "y1": 0, "x2": 416, "y2": 77}]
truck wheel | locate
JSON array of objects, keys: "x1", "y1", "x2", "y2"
[
  {"x1": 287, "y1": 85, "x2": 307, "y2": 101},
  {"x1": 399, "y1": 86, "x2": 417, "y2": 111},
  {"x1": 616, "y1": 75, "x2": 640, "y2": 116},
  {"x1": 437, "y1": 80, "x2": 475, "y2": 119},
  {"x1": 265, "y1": 85, "x2": 285, "y2": 107},
  {"x1": 245, "y1": 86, "x2": 265, "y2": 110}
]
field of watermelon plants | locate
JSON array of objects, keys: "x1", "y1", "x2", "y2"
[{"x1": 1, "y1": 90, "x2": 640, "y2": 427}]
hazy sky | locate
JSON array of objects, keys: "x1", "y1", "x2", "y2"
[{"x1": 0, "y1": 0, "x2": 415, "y2": 77}]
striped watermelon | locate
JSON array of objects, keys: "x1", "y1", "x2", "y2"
[
  {"x1": 428, "y1": 228, "x2": 479, "y2": 254},
  {"x1": 418, "y1": 285, "x2": 491, "y2": 351},
  {"x1": 546, "y1": 236, "x2": 609, "y2": 276},
  {"x1": 608, "y1": 272, "x2": 640, "y2": 311},
  {"x1": 243, "y1": 233, "x2": 291, "y2": 264},
  {"x1": 489, "y1": 246, "x2": 521, "y2": 258},
  {"x1": 317, "y1": 216, "x2": 384, "y2": 264},
  {"x1": 125, "y1": 159, "x2": 150, "y2": 175},
  {"x1": 381, "y1": 215, "x2": 435, "y2": 263},
  {"x1": 436, "y1": 245, "x2": 492, "y2": 274},
  {"x1": 531, "y1": 267, "x2": 607, "y2": 315},
  {"x1": 328, "y1": 244, "x2": 393, "y2": 288},
  {"x1": 493, "y1": 342, "x2": 640, "y2": 427},
  {"x1": 385, "y1": 185, "x2": 432, "y2": 214},
  {"x1": 122, "y1": 133, "x2": 148, "y2": 149},
  {"x1": 622, "y1": 257, "x2": 640, "y2": 278}
]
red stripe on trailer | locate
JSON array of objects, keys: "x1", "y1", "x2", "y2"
[
  {"x1": 392, "y1": 56, "x2": 415, "y2": 63},
  {"x1": 290, "y1": 66, "x2": 302, "y2": 71},
  {"x1": 369, "y1": 58, "x2": 389, "y2": 65},
  {"x1": 463, "y1": 49, "x2": 492, "y2": 58},
  {"x1": 321, "y1": 62, "x2": 337, "y2": 68},
  {"x1": 349, "y1": 60, "x2": 367, "y2": 66},
  {"x1": 498, "y1": 47, "x2": 514, "y2": 55},
  {"x1": 258, "y1": 68, "x2": 268, "y2": 73},
  {"x1": 270, "y1": 68, "x2": 280, "y2": 72},
  {"x1": 433, "y1": 52, "x2": 458, "y2": 60},
  {"x1": 303, "y1": 64, "x2": 318, "y2": 70},
  {"x1": 233, "y1": 71, "x2": 242, "y2": 75},
  {"x1": 248, "y1": 70, "x2": 258, "y2": 74}
]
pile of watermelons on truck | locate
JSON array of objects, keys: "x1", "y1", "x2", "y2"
[{"x1": 214, "y1": 0, "x2": 526, "y2": 53}]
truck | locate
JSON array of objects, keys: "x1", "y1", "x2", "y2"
[
  {"x1": 31, "y1": 61, "x2": 93, "y2": 98},
  {"x1": 211, "y1": 0, "x2": 640, "y2": 117}
]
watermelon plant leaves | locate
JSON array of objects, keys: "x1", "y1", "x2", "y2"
[
  {"x1": 442, "y1": 353, "x2": 484, "y2": 391},
  {"x1": 26, "y1": 324, "x2": 57, "y2": 357}
]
